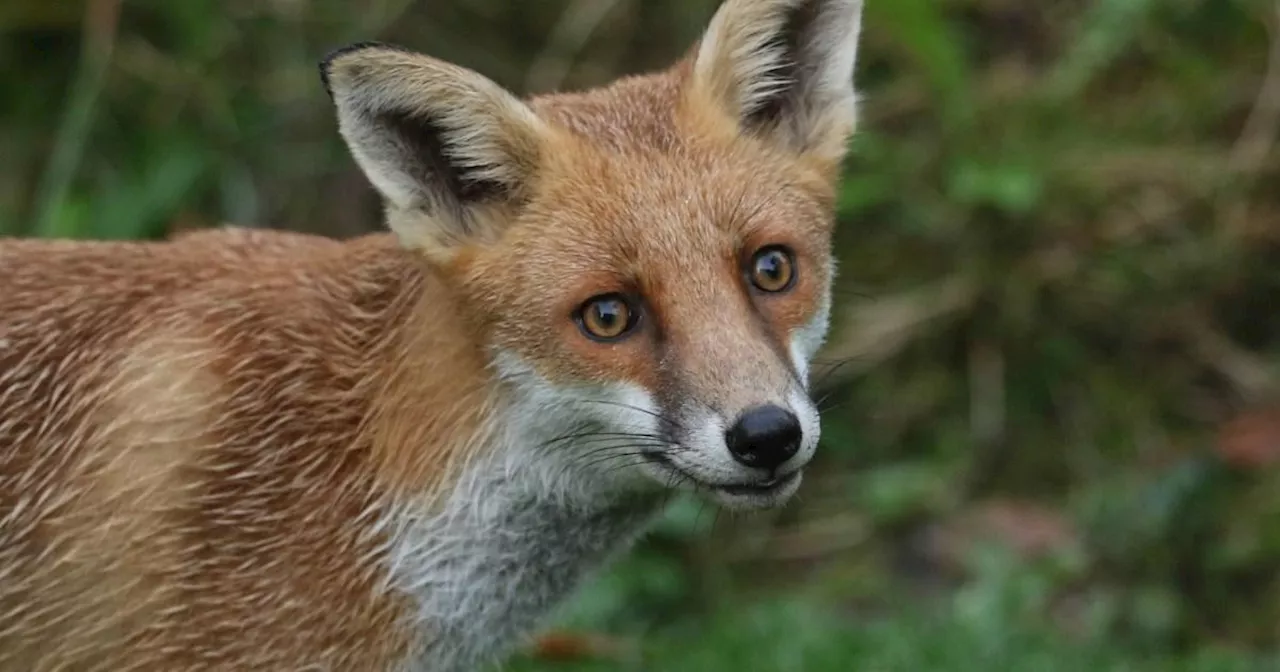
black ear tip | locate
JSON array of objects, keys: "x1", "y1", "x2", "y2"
[{"x1": 318, "y1": 41, "x2": 413, "y2": 98}]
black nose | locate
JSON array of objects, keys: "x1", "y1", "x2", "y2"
[{"x1": 725, "y1": 405, "x2": 802, "y2": 471}]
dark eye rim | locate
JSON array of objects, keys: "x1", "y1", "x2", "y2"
[
  {"x1": 575, "y1": 292, "x2": 642, "y2": 342},
  {"x1": 747, "y1": 245, "x2": 798, "y2": 293}
]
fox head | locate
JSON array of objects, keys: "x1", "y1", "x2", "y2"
[{"x1": 322, "y1": 0, "x2": 861, "y2": 510}]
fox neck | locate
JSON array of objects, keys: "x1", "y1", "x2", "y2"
[
  {"x1": 363, "y1": 260, "x2": 665, "y2": 671},
  {"x1": 381, "y1": 446, "x2": 661, "y2": 671}
]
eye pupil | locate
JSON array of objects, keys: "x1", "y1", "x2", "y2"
[
  {"x1": 595, "y1": 302, "x2": 619, "y2": 326},
  {"x1": 761, "y1": 255, "x2": 782, "y2": 278}
]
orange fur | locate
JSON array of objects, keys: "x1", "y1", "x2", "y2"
[{"x1": 0, "y1": 232, "x2": 423, "y2": 668}]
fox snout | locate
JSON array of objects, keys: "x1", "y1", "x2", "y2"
[
  {"x1": 645, "y1": 366, "x2": 822, "y2": 510},
  {"x1": 622, "y1": 244, "x2": 829, "y2": 509}
]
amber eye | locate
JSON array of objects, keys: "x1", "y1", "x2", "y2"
[
  {"x1": 749, "y1": 246, "x2": 796, "y2": 293},
  {"x1": 577, "y1": 294, "x2": 638, "y2": 341}
]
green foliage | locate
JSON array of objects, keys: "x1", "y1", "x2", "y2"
[
  {"x1": 4, "y1": 0, "x2": 1280, "y2": 667},
  {"x1": 520, "y1": 606, "x2": 1272, "y2": 672},
  {"x1": 503, "y1": 528, "x2": 1276, "y2": 671}
]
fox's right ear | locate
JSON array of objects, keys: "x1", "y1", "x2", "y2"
[
  {"x1": 689, "y1": 0, "x2": 863, "y2": 170},
  {"x1": 321, "y1": 43, "x2": 549, "y2": 261}
]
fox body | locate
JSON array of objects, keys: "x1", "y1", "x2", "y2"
[{"x1": 0, "y1": 0, "x2": 863, "y2": 669}]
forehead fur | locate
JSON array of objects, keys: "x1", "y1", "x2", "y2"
[
  {"x1": 530, "y1": 67, "x2": 690, "y2": 153},
  {"x1": 456, "y1": 75, "x2": 838, "y2": 295},
  {"x1": 529, "y1": 62, "x2": 840, "y2": 177},
  {"x1": 511, "y1": 65, "x2": 838, "y2": 255}
]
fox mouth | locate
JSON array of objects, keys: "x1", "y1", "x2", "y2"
[
  {"x1": 642, "y1": 453, "x2": 802, "y2": 501},
  {"x1": 715, "y1": 470, "x2": 800, "y2": 496}
]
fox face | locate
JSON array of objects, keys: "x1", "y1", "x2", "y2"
[
  {"x1": 460, "y1": 141, "x2": 840, "y2": 511},
  {"x1": 323, "y1": 0, "x2": 861, "y2": 510}
]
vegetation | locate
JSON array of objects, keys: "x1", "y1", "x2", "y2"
[{"x1": 3, "y1": 0, "x2": 1279, "y2": 668}]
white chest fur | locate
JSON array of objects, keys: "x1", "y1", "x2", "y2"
[
  {"x1": 377, "y1": 350, "x2": 670, "y2": 671},
  {"x1": 380, "y1": 437, "x2": 662, "y2": 671}
]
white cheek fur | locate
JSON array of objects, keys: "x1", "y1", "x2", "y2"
[{"x1": 788, "y1": 284, "x2": 833, "y2": 387}]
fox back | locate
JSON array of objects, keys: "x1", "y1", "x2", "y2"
[{"x1": 0, "y1": 1, "x2": 864, "y2": 669}]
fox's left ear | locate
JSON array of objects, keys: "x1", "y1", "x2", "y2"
[{"x1": 689, "y1": 0, "x2": 862, "y2": 167}]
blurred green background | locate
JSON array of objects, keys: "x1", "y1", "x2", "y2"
[{"x1": 4, "y1": 0, "x2": 1280, "y2": 669}]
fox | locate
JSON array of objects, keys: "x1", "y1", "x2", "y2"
[{"x1": 0, "y1": 0, "x2": 863, "y2": 669}]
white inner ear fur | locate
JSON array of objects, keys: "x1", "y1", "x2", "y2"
[
  {"x1": 323, "y1": 47, "x2": 549, "y2": 253},
  {"x1": 484, "y1": 349, "x2": 666, "y2": 501},
  {"x1": 693, "y1": 0, "x2": 863, "y2": 158}
]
